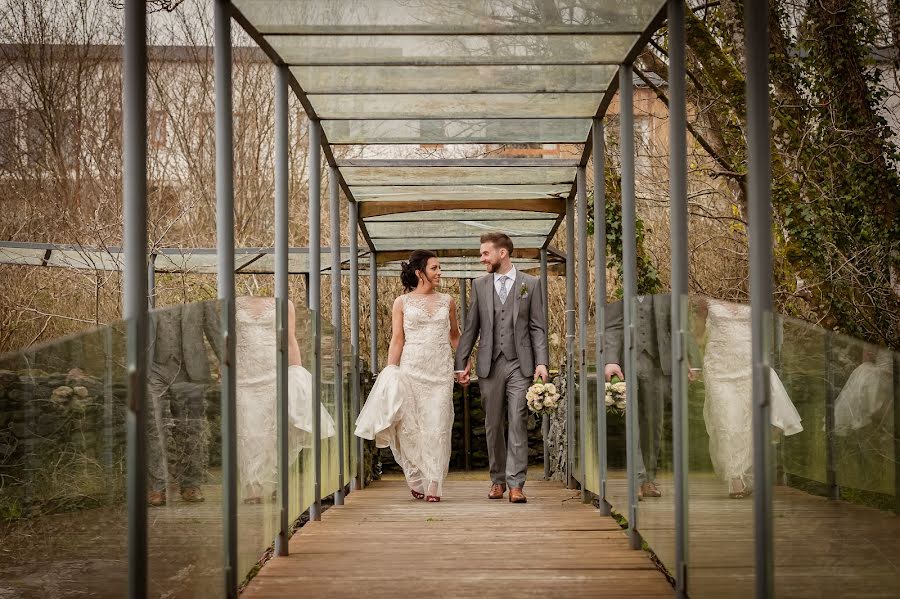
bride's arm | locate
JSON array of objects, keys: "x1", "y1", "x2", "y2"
[
  {"x1": 448, "y1": 296, "x2": 461, "y2": 351},
  {"x1": 386, "y1": 296, "x2": 405, "y2": 367}
]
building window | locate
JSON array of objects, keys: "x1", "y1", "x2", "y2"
[
  {"x1": 634, "y1": 115, "x2": 652, "y2": 177},
  {"x1": 149, "y1": 110, "x2": 167, "y2": 148}
]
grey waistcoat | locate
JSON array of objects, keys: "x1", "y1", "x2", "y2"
[{"x1": 492, "y1": 285, "x2": 518, "y2": 361}]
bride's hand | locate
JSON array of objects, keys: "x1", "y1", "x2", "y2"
[{"x1": 534, "y1": 364, "x2": 549, "y2": 383}]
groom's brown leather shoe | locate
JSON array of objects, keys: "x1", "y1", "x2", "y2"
[
  {"x1": 488, "y1": 483, "x2": 506, "y2": 499},
  {"x1": 509, "y1": 488, "x2": 527, "y2": 504}
]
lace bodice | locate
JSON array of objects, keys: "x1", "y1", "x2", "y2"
[
  {"x1": 235, "y1": 296, "x2": 276, "y2": 386},
  {"x1": 401, "y1": 292, "x2": 452, "y2": 348}
]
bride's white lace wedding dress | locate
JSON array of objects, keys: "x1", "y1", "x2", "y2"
[
  {"x1": 235, "y1": 296, "x2": 335, "y2": 501},
  {"x1": 355, "y1": 292, "x2": 455, "y2": 498},
  {"x1": 702, "y1": 300, "x2": 803, "y2": 493}
]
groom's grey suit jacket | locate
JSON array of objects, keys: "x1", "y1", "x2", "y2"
[{"x1": 455, "y1": 270, "x2": 549, "y2": 379}]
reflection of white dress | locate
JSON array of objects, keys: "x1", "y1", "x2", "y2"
[
  {"x1": 235, "y1": 297, "x2": 335, "y2": 495},
  {"x1": 702, "y1": 300, "x2": 803, "y2": 486},
  {"x1": 355, "y1": 293, "x2": 455, "y2": 497},
  {"x1": 834, "y1": 349, "x2": 893, "y2": 436}
]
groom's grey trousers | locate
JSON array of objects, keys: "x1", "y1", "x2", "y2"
[{"x1": 479, "y1": 355, "x2": 531, "y2": 489}]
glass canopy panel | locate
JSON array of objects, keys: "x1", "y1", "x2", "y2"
[
  {"x1": 342, "y1": 166, "x2": 575, "y2": 186},
  {"x1": 309, "y1": 93, "x2": 601, "y2": 119},
  {"x1": 48, "y1": 249, "x2": 122, "y2": 271},
  {"x1": 0, "y1": 244, "x2": 49, "y2": 266},
  {"x1": 372, "y1": 235, "x2": 548, "y2": 251},
  {"x1": 363, "y1": 218, "x2": 557, "y2": 239},
  {"x1": 266, "y1": 34, "x2": 638, "y2": 65},
  {"x1": 291, "y1": 65, "x2": 616, "y2": 93},
  {"x1": 235, "y1": 0, "x2": 664, "y2": 34},
  {"x1": 365, "y1": 209, "x2": 560, "y2": 221},
  {"x1": 322, "y1": 118, "x2": 592, "y2": 144},
  {"x1": 350, "y1": 184, "x2": 570, "y2": 201},
  {"x1": 154, "y1": 251, "x2": 221, "y2": 274}
]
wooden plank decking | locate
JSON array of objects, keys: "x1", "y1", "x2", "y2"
[{"x1": 242, "y1": 478, "x2": 673, "y2": 598}]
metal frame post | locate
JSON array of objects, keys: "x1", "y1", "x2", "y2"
[
  {"x1": 745, "y1": 3, "x2": 775, "y2": 595},
  {"x1": 620, "y1": 63, "x2": 641, "y2": 550},
  {"x1": 565, "y1": 195, "x2": 576, "y2": 489},
  {"x1": 540, "y1": 250, "x2": 550, "y2": 480},
  {"x1": 123, "y1": 3, "x2": 148, "y2": 596},
  {"x1": 460, "y1": 280, "x2": 471, "y2": 471},
  {"x1": 369, "y1": 253, "x2": 378, "y2": 373},
  {"x1": 668, "y1": 0, "x2": 690, "y2": 592},
  {"x1": 349, "y1": 200, "x2": 363, "y2": 491},
  {"x1": 593, "y1": 118, "x2": 611, "y2": 516},
  {"x1": 309, "y1": 120, "x2": 323, "y2": 521},
  {"x1": 329, "y1": 167, "x2": 345, "y2": 506},
  {"x1": 214, "y1": 1, "x2": 238, "y2": 594},
  {"x1": 577, "y1": 166, "x2": 590, "y2": 503},
  {"x1": 274, "y1": 64, "x2": 290, "y2": 556}
]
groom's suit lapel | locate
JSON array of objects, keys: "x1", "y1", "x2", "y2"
[
  {"x1": 512, "y1": 270, "x2": 524, "y2": 327},
  {"x1": 484, "y1": 274, "x2": 494, "y2": 329}
]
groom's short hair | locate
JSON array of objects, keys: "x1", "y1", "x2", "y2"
[{"x1": 480, "y1": 232, "x2": 514, "y2": 256}]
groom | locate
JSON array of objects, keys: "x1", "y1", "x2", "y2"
[{"x1": 455, "y1": 232, "x2": 549, "y2": 504}]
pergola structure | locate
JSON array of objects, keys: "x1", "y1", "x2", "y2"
[{"x1": 119, "y1": 2, "x2": 779, "y2": 598}]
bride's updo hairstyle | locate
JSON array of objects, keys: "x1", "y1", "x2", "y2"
[{"x1": 400, "y1": 249, "x2": 437, "y2": 292}]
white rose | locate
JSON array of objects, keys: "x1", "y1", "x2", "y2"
[
  {"x1": 612, "y1": 382, "x2": 626, "y2": 394},
  {"x1": 605, "y1": 393, "x2": 614, "y2": 406},
  {"x1": 545, "y1": 383, "x2": 557, "y2": 394},
  {"x1": 529, "y1": 384, "x2": 542, "y2": 394},
  {"x1": 616, "y1": 400, "x2": 626, "y2": 410}
]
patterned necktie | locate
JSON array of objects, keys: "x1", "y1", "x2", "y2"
[{"x1": 498, "y1": 275, "x2": 509, "y2": 304}]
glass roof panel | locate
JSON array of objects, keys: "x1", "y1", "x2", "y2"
[
  {"x1": 0, "y1": 245, "x2": 48, "y2": 266},
  {"x1": 234, "y1": 0, "x2": 663, "y2": 34},
  {"x1": 291, "y1": 65, "x2": 615, "y2": 93},
  {"x1": 266, "y1": 34, "x2": 638, "y2": 66},
  {"x1": 350, "y1": 184, "x2": 570, "y2": 201},
  {"x1": 364, "y1": 218, "x2": 556, "y2": 239},
  {"x1": 342, "y1": 166, "x2": 575, "y2": 186},
  {"x1": 322, "y1": 118, "x2": 592, "y2": 144},
  {"x1": 365, "y1": 209, "x2": 560, "y2": 221},
  {"x1": 372, "y1": 235, "x2": 548, "y2": 251},
  {"x1": 309, "y1": 93, "x2": 601, "y2": 119}
]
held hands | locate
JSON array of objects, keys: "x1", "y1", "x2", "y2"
[
  {"x1": 454, "y1": 360, "x2": 472, "y2": 386},
  {"x1": 534, "y1": 364, "x2": 549, "y2": 383},
  {"x1": 604, "y1": 363, "x2": 624, "y2": 382}
]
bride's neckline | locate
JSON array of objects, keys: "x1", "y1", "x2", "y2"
[{"x1": 408, "y1": 291, "x2": 438, "y2": 297}]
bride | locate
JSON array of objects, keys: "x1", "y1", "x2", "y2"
[
  {"x1": 354, "y1": 250, "x2": 461, "y2": 502},
  {"x1": 694, "y1": 298, "x2": 804, "y2": 498},
  {"x1": 235, "y1": 295, "x2": 335, "y2": 503}
]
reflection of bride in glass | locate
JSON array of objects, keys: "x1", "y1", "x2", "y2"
[
  {"x1": 692, "y1": 298, "x2": 803, "y2": 499},
  {"x1": 235, "y1": 296, "x2": 335, "y2": 503}
]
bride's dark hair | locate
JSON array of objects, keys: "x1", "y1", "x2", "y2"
[{"x1": 400, "y1": 250, "x2": 437, "y2": 292}]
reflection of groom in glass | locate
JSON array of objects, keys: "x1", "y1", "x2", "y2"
[
  {"x1": 604, "y1": 295, "x2": 671, "y2": 499},
  {"x1": 147, "y1": 302, "x2": 222, "y2": 507}
]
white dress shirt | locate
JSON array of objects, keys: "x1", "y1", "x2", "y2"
[{"x1": 493, "y1": 265, "x2": 517, "y2": 303}]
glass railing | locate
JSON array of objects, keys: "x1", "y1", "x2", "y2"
[
  {"x1": 581, "y1": 294, "x2": 899, "y2": 597},
  {"x1": 1, "y1": 297, "x2": 362, "y2": 597}
]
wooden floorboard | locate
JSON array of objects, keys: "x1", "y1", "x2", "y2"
[{"x1": 242, "y1": 479, "x2": 673, "y2": 599}]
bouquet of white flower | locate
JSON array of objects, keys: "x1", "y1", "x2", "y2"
[
  {"x1": 526, "y1": 380, "x2": 560, "y2": 416},
  {"x1": 605, "y1": 376, "x2": 627, "y2": 414}
]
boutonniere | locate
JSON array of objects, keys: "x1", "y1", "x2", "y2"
[{"x1": 518, "y1": 281, "x2": 528, "y2": 299}]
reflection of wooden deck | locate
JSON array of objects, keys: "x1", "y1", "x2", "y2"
[
  {"x1": 243, "y1": 478, "x2": 673, "y2": 598},
  {"x1": 607, "y1": 474, "x2": 900, "y2": 598}
]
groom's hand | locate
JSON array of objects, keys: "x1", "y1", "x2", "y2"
[
  {"x1": 604, "y1": 363, "x2": 624, "y2": 381},
  {"x1": 534, "y1": 364, "x2": 549, "y2": 383}
]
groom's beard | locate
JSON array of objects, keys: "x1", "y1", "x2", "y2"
[{"x1": 484, "y1": 259, "x2": 501, "y2": 273}]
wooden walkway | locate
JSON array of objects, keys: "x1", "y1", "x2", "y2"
[{"x1": 242, "y1": 478, "x2": 673, "y2": 598}]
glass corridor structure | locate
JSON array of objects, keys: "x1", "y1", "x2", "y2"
[{"x1": 0, "y1": 1, "x2": 898, "y2": 599}]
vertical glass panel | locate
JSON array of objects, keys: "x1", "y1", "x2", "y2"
[
  {"x1": 602, "y1": 298, "x2": 629, "y2": 518},
  {"x1": 291, "y1": 305, "x2": 317, "y2": 521},
  {"x1": 145, "y1": 301, "x2": 224, "y2": 596},
  {"x1": 0, "y1": 323, "x2": 129, "y2": 597},
  {"x1": 685, "y1": 296, "x2": 781, "y2": 597},
  {"x1": 581, "y1": 316, "x2": 599, "y2": 495},
  {"x1": 342, "y1": 340, "x2": 355, "y2": 483},
  {"x1": 622, "y1": 294, "x2": 675, "y2": 573},
  {"x1": 233, "y1": 296, "x2": 279, "y2": 582},
  {"x1": 773, "y1": 318, "x2": 900, "y2": 596},
  {"x1": 320, "y1": 320, "x2": 340, "y2": 497}
]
